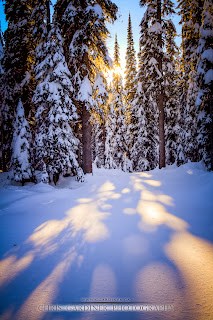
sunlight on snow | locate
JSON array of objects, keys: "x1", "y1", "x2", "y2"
[
  {"x1": 142, "y1": 179, "x2": 162, "y2": 187},
  {"x1": 26, "y1": 180, "x2": 121, "y2": 250},
  {"x1": 121, "y1": 188, "x2": 131, "y2": 194},
  {"x1": 27, "y1": 220, "x2": 68, "y2": 248},
  {"x1": 16, "y1": 250, "x2": 76, "y2": 320},
  {"x1": 135, "y1": 172, "x2": 153, "y2": 178},
  {"x1": 134, "y1": 262, "x2": 185, "y2": 319},
  {"x1": 126, "y1": 175, "x2": 186, "y2": 233},
  {"x1": 0, "y1": 253, "x2": 34, "y2": 287},
  {"x1": 66, "y1": 203, "x2": 110, "y2": 243},
  {"x1": 165, "y1": 232, "x2": 213, "y2": 319},
  {"x1": 0, "y1": 180, "x2": 120, "y2": 295},
  {"x1": 137, "y1": 197, "x2": 188, "y2": 233}
]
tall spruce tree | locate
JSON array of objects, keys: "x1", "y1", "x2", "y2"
[
  {"x1": 0, "y1": 0, "x2": 33, "y2": 171},
  {"x1": 105, "y1": 35, "x2": 131, "y2": 171},
  {"x1": 177, "y1": 0, "x2": 204, "y2": 163},
  {"x1": 54, "y1": 0, "x2": 117, "y2": 174},
  {"x1": 196, "y1": 0, "x2": 213, "y2": 170},
  {"x1": 33, "y1": 24, "x2": 82, "y2": 183},
  {"x1": 92, "y1": 72, "x2": 109, "y2": 168},
  {"x1": 125, "y1": 13, "x2": 137, "y2": 106},
  {"x1": 164, "y1": 19, "x2": 180, "y2": 165},
  {"x1": 139, "y1": 0, "x2": 176, "y2": 169}
]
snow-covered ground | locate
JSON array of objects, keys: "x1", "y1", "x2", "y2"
[{"x1": 0, "y1": 162, "x2": 213, "y2": 320}]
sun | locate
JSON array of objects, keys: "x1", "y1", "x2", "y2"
[{"x1": 104, "y1": 64, "x2": 125, "y2": 85}]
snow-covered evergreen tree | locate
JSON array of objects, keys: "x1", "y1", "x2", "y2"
[
  {"x1": 130, "y1": 82, "x2": 150, "y2": 171},
  {"x1": 196, "y1": 0, "x2": 213, "y2": 170},
  {"x1": 92, "y1": 72, "x2": 109, "y2": 168},
  {"x1": 138, "y1": 0, "x2": 177, "y2": 169},
  {"x1": 54, "y1": 0, "x2": 118, "y2": 174},
  {"x1": 125, "y1": 13, "x2": 137, "y2": 106},
  {"x1": 105, "y1": 35, "x2": 131, "y2": 171},
  {"x1": 131, "y1": 5, "x2": 160, "y2": 171},
  {"x1": 33, "y1": 24, "x2": 82, "y2": 183},
  {"x1": 11, "y1": 99, "x2": 33, "y2": 185},
  {"x1": 164, "y1": 19, "x2": 180, "y2": 165},
  {"x1": 177, "y1": 0, "x2": 204, "y2": 163},
  {"x1": 0, "y1": 0, "x2": 33, "y2": 171}
]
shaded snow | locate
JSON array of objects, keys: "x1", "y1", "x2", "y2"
[{"x1": 0, "y1": 163, "x2": 213, "y2": 320}]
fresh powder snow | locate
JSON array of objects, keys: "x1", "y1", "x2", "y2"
[{"x1": 0, "y1": 162, "x2": 213, "y2": 319}]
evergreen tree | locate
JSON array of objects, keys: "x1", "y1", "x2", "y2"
[
  {"x1": 196, "y1": 0, "x2": 213, "y2": 170},
  {"x1": 92, "y1": 72, "x2": 109, "y2": 168},
  {"x1": 139, "y1": 0, "x2": 176, "y2": 169},
  {"x1": 54, "y1": 0, "x2": 118, "y2": 174},
  {"x1": 105, "y1": 35, "x2": 131, "y2": 171},
  {"x1": 131, "y1": 4, "x2": 161, "y2": 171},
  {"x1": 33, "y1": 24, "x2": 82, "y2": 183},
  {"x1": 0, "y1": 0, "x2": 33, "y2": 171},
  {"x1": 130, "y1": 82, "x2": 151, "y2": 171},
  {"x1": 125, "y1": 13, "x2": 137, "y2": 106},
  {"x1": 177, "y1": 0, "x2": 204, "y2": 163},
  {"x1": 11, "y1": 99, "x2": 33, "y2": 185},
  {"x1": 164, "y1": 19, "x2": 180, "y2": 165}
]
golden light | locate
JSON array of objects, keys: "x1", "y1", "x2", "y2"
[
  {"x1": 113, "y1": 65, "x2": 122, "y2": 75},
  {"x1": 165, "y1": 232, "x2": 213, "y2": 319}
]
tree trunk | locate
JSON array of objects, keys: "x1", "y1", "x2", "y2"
[
  {"x1": 102, "y1": 121, "x2": 106, "y2": 166},
  {"x1": 157, "y1": 0, "x2": 165, "y2": 169},
  {"x1": 82, "y1": 105, "x2": 92, "y2": 174},
  {"x1": 46, "y1": 0, "x2": 51, "y2": 33}
]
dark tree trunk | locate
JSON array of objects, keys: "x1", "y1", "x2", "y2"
[
  {"x1": 46, "y1": 0, "x2": 51, "y2": 33},
  {"x1": 157, "y1": 0, "x2": 165, "y2": 169},
  {"x1": 82, "y1": 105, "x2": 92, "y2": 174}
]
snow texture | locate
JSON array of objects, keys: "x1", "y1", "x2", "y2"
[{"x1": 0, "y1": 162, "x2": 213, "y2": 319}]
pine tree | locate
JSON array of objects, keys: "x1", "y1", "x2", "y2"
[
  {"x1": 0, "y1": 0, "x2": 33, "y2": 171},
  {"x1": 125, "y1": 13, "x2": 137, "y2": 106},
  {"x1": 177, "y1": 0, "x2": 204, "y2": 163},
  {"x1": 33, "y1": 24, "x2": 82, "y2": 183},
  {"x1": 54, "y1": 0, "x2": 118, "y2": 174},
  {"x1": 130, "y1": 82, "x2": 150, "y2": 171},
  {"x1": 139, "y1": 0, "x2": 175, "y2": 169},
  {"x1": 131, "y1": 4, "x2": 160, "y2": 171},
  {"x1": 11, "y1": 99, "x2": 33, "y2": 185},
  {"x1": 164, "y1": 19, "x2": 180, "y2": 165},
  {"x1": 92, "y1": 72, "x2": 109, "y2": 168},
  {"x1": 105, "y1": 35, "x2": 131, "y2": 171},
  {"x1": 196, "y1": 0, "x2": 213, "y2": 170}
]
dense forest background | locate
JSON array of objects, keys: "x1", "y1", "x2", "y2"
[{"x1": 0, "y1": 0, "x2": 212, "y2": 185}]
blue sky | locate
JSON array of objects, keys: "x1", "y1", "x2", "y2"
[{"x1": 0, "y1": 0, "x2": 181, "y2": 71}]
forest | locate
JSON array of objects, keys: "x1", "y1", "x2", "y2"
[{"x1": 0, "y1": 0, "x2": 212, "y2": 185}]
